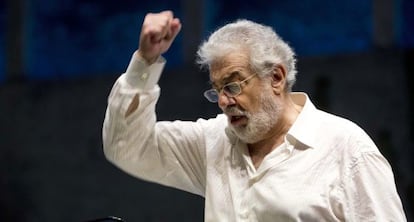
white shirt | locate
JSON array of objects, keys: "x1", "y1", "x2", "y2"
[{"x1": 103, "y1": 53, "x2": 407, "y2": 221}]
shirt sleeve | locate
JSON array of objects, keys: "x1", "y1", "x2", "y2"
[
  {"x1": 124, "y1": 51, "x2": 165, "y2": 91},
  {"x1": 102, "y1": 52, "x2": 207, "y2": 196},
  {"x1": 341, "y1": 130, "x2": 407, "y2": 221}
]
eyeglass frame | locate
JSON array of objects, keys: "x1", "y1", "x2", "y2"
[{"x1": 203, "y1": 73, "x2": 258, "y2": 103}]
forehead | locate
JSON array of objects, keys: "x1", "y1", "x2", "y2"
[{"x1": 209, "y1": 52, "x2": 252, "y2": 83}]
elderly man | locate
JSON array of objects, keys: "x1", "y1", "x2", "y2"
[{"x1": 102, "y1": 11, "x2": 406, "y2": 221}]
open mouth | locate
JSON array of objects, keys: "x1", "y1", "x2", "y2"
[
  {"x1": 225, "y1": 106, "x2": 248, "y2": 127},
  {"x1": 230, "y1": 115, "x2": 247, "y2": 126}
]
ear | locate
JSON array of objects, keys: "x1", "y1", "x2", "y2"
[{"x1": 271, "y1": 64, "x2": 287, "y2": 95}]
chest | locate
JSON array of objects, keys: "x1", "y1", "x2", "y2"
[{"x1": 205, "y1": 145, "x2": 344, "y2": 221}]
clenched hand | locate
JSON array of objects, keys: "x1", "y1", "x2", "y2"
[{"x1": 137, "y1": 11, "x2": 182, "y2": 64}]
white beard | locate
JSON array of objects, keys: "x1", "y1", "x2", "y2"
[{"x1": 226, "y1": 90, "x2": 283, "y2": 144}]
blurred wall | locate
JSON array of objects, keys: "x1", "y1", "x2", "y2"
[{"x1": 1, "y1": 0, "x2": 413, "y2": 221}]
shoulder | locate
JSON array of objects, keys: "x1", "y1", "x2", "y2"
[
  {"x1": 313, "y1": 110, "x2": 380, "y2": 162},
  {"x1": 320, "y1": 110, "x2": 373, "y2": 143}
]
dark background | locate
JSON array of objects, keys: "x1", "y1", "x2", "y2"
[{"x1": 1, "y1": 0, "x2": 413, "y2": 221}]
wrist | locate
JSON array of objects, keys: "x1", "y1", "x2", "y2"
[{"x1": 136, "y1": 50, "x2": 158, "y2": 65}]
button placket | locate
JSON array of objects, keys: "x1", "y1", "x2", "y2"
[{"x1": 239, "y1": 183, "x2": 252, "y2": 221}]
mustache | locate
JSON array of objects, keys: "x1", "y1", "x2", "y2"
[{"x1": 224, "y1": 106, "x2": 247, "y2": 116}]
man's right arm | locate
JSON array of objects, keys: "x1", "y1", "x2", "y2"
[
  {"x1": 102, "y1": 52, "x2": 207, "y2": 195},
  {"x1": 102, "y1": 51, "x2": 164, "y2": 177},
  {"x1": 102, "y1": 12, "x2": 208, "y2": 195},
  {"x1": 103, "y1": 10, "x2": 181, "y2": 160}
]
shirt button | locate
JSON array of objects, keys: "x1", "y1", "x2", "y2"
[{"x1": 141, "y1": 73, "x2": 149, "y2": 80}]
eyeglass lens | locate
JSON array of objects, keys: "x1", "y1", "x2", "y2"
[{"x1": 223, "y1": 82, "x2": 241, "y2": 96}]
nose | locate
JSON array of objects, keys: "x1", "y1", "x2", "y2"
[{"x1": 218, "y1": 91, "x2": 236, "y2": 109}]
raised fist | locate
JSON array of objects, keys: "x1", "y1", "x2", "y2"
[{"x1": 137, "y1": 11, "x2": 182, "y2": 64}]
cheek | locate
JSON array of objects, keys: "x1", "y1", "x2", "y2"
[
  {"x1": 251, "y1": 97, "x2": 264, "y2": 112},
  {"x1": 240, "y1": 82, "x2": 271, "y2": 112},
  {"x1": 237, "y1": 93, "x2": 262, "y2": 113},
  {"x1": 249, "y1": 88, "x2": 274, "y2": 113}
]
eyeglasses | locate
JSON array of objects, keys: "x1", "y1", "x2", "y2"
[{"x1": 203, "y1": 73, "x2": 257, "y2": 103}]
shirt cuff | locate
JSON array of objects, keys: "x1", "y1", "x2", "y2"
[{"x1": 125, "y1": 51, "x2": 166, "y2": 91}]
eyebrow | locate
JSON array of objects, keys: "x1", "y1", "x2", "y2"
[{"x1": 210, "y1": 71, "x2": 240, "y2": 89}]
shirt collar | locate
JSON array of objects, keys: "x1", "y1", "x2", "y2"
[
  {"x1": 286, "y1": 92, "x2": 320, "y2": 149},
  {"x1": 224, "y1": 92, "x2": 321, "y2": 149}
]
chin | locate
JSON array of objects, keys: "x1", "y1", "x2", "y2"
[{"x1": 230, "y1": 124, "x2": 263, "y2": 144}]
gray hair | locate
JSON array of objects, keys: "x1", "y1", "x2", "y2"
[{"x1": 196, "y1": 19, "x2": 297, "y2": 91}]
